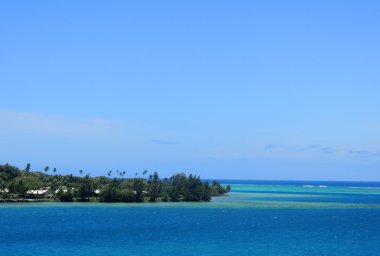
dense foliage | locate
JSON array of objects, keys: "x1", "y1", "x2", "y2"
[{"x1": 0, "y1": 163, "x2": 230, "y2": 203}]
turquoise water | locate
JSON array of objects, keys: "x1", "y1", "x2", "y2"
[{"x1": 1, "y1": 181, "x2": 380, "y2": 256}]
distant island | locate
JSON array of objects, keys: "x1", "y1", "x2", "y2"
[{"x1": 0, "y1": 163, "x2": 230, "y2": 203}]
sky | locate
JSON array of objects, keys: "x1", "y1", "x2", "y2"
[{"x1": 1, "y1": 0, "x2": 380, "y2": 181}]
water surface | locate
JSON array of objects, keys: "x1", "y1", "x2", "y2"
[{"x1": 1, "y1": 181, "x2": 380, "y2": 256}]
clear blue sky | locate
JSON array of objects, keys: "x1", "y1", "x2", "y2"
[{"x1": 1, "y1": 1, "x2": 380, "y2": 180}]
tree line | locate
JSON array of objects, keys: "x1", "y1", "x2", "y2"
[{"x1": 0, "y1": 163, "x2": 231, "y2": 203}]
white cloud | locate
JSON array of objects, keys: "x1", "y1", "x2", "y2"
[
  {"x1": 349, "y1": 149, "x2": 380, "y2": 157},
  {"x1": 0, "y1": 109, "x2": 121, "y2": 138}
]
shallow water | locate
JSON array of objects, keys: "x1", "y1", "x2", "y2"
[{"x1": 1, "y1": 182, "x2": 380, "y2": 256}]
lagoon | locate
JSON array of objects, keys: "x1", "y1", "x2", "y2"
[{"x1": 1, "y1": 181, "x2": 380, "y2": 256}]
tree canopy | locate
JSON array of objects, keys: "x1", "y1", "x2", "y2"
[{"x1": 0, "y1": 164, "x2": 230, "y2": 203}]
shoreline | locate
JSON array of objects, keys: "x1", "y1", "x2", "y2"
[{"x1": 0, "y1": 195, "x2": 228, "y2": 204}]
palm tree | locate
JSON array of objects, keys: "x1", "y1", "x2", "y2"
[
  {"x1": 53, "y1": 168, "x2": 57, "y2": 173},
  {"x1": 25, "y1": 163, "x2": 31, "y2": 172},
  {"x1": 44, "y1": 166, "x2": 49, "y2": 173},
  {"x1": 108, "y1": 170, "x2": 112, "y2": 177},
  {"x1": 79, "y1": 170, "x2": 83, "y2": 175}
]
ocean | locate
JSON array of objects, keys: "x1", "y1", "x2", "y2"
[{"x1": 1, "y1": 180, "x2": 380, "y2": 256}]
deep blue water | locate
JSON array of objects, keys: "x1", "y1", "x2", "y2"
[{"x1": 1, "y1": 181, "x2": 380, "y2": 256}]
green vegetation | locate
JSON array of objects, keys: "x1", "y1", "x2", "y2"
[{"x1": 0, "y1": 163, "x2": 230, "y2": 203}]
